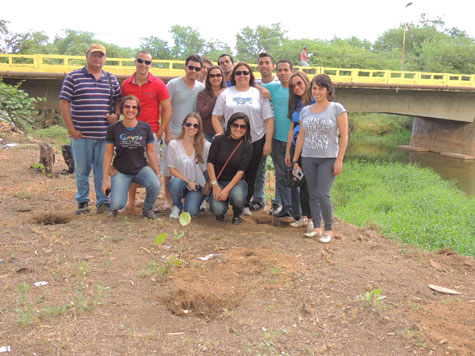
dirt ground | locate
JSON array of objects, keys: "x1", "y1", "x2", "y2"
[{"x1": 0, "y1": 132, "x2": 474, "y2": 356}]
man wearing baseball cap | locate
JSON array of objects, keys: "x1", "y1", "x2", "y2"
[{"x1": 60, "y1": 43, "x2": 122, "y2": 214}]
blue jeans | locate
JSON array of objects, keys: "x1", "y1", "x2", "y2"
[
  {"x1": 167, "y1": 178, "x2": 205, "y2": 216},
  {"x1": 110, "y1": 166, "x2": 161, "y2": 211},
  {"x1": 71, "y1": 137, "x2": 108, "y2": 207},
  {"x1": 209, "y1": 180, "x2": 248, "y2": 217},
  {"x1": 272, "y1": 139, "x2": 301, "y2": 217}
]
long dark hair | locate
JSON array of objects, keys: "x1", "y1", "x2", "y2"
[
  {"x1": 224, "y1": 112, "x2": 251, "y2": 142},
  {"x1": 204, "y1": 65, "x2": 226, "y2": 99},
  {"x1": 287, "y1": 71, "x2": 311, "y2": 120},
  {"x1": 311, "y1": 74, "x2": 336, "y2": 101},
  {"x1": 177, "y1": 112, "x2": 206, "y2": 163}
]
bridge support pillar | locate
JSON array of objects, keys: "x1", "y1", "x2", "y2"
[{"x1": 410, "y1": 117, "x2": 475, "y2": 156}]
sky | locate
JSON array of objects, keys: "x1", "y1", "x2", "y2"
[{"x1": 2, "y1": 0, "x2": 474, "y2": 52}]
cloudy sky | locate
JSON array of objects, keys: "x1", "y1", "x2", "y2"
[{"x1": 2, "y1": 0, "x2": 473, "y2": 50}]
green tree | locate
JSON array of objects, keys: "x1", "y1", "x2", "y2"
[
  {"x1": 203, "y1": 39, "x2": 232, "y2": 63},
  {"x1": 170, "y1": 25, "x2": 205, "y2": 59},
  {"x1": 52, "y1": 29, "x2": 96, "y2": 55},
  {"x1": 140, "y1": 36, "x2": 172, "y2": 60},
  {"x1": 235, "y1": 23, "x2": 286, "y2": 62}
]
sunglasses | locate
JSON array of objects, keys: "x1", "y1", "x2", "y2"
[
  {"x1": 136, "y1": 58, "x2": 152, "y2": 65},
  {"x1": 209, "y1": 73, "x2": 223, "y2": 79},
  {"x1": 235, "y1": 70, "x2": 250, "y2": 76},
  {"x1": 185, "y1": 122, "x2": 200, "y2": 129},
  {"x1": 231, "y1": 122, "x2": 247, "y2": 130},
  {"x1": 291, "y1": 80, "x2": 305, "y2": 89},
  {"x1": 124, "y1": 104, "x2": 138, "y2": 110},
  {"x1": 187, "y1": 65, "x2": 202, "y2": 72}
]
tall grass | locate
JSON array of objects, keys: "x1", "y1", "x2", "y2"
[{"x1": 333, "y1": 162, "x2": 475, "y2": 256}]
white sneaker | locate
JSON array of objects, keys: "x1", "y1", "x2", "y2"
[
  {"x1": 319, "y1": 233, "x2": 332, "y2": 244},
  {"x1": 306, "y1": 221, "x2": 314, "y2": 234},
  {"x1": 169, "y1": 206, "x2": 180, "y2": 219},
  {"x1": 290, "y1": 218, "x2": 307, "y2": 228},
  {"x1": 243, "y1": 207, "x2": 252, "y2": 216},
  {"x1": 199, "y1": 200, "x2": 206, "y2": 213},
  {"x1": 304, "y1": 230, "x2": 323, "y2": 238}
]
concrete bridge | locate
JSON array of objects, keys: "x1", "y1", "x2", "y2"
[{"x1": 1, "y1": 54, "x2": 474, "y2": 157}]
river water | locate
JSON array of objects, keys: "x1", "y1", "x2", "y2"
[{"x1": 406, "y1": 151, "x2": 475, "y2": 197}]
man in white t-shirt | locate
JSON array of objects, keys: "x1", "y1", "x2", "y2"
[
  {"x1": 162, "y1": 54, "x2": 205, "y2": 209},
  {"x1": 251, "y1": 53, "x2": 282, "y2": 214}
]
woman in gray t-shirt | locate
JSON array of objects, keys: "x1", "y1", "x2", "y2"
[{"x1": 292, "y1": 74, "x2": 349, "y2": 243}]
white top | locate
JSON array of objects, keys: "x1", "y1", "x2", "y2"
[
  {"x1": 166, "y1": 139, "x2": 211, "y2": 186},
  {"x1": 212, "y1": 86, "x2": 274, "y2": 143}
]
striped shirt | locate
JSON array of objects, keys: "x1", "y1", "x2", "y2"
[{"x1": 59, "y1": 67, "x2": 122, "y2": 139}]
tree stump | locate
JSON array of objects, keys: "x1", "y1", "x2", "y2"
[{"x1": 39, "y1": 143, "x2": 55, "y2": 176}]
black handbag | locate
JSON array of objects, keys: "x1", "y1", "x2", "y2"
[{"x1": 283, "y1": 167, "x2": 305, "y2": 188}]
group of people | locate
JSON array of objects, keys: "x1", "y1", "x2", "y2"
[{"x1": 60, "y1": 43, "x2": 348, "y2": 243}]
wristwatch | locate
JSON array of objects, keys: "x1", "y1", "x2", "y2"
[{"x1": 210, "y1": 180, "x2": 218, "y2": 187}]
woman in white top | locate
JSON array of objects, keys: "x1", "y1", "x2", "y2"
[
  {"x1": 211, "y1": 62, "x2": 274, "y2": 213},
  {"x1": 167, "y1": 112, "x2": 211, "y2": 218}
]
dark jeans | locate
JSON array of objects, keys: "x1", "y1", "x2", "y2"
[
  {"x1": 244, "y1": 136, "x2": 266, "y2": 204},
  {"x1": 209, "y1": 179, "x2": 248, "y2": 217},
  {"x1": 290, "y1": 144, "x2": 311, "y2": 219}
]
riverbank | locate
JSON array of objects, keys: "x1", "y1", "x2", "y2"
[{"x1": 337, "y1": 113, "x2": 474, "y2": 256}]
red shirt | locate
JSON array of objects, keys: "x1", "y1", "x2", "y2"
[{"x1": 121, "y1": 72, "x2": 170, "y2": 133}]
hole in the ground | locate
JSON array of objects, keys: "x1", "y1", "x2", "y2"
[{"x1": 34, "y1": 213, "x2": 71, "y2": 225}]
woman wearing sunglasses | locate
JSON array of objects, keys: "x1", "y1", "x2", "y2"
[
  {"x1": 166, "y1": 112, "x2": 211, "y2": 219},
  {"x1": 292, "y1": 74, "x2": 349, "y2": 243},
  {"x1": 102, "y1": 95, "x2": 161, "y2": 219},
  {"x1": 212, "y1": 62, "x2": 274, "y2": 216},
  {"x1": 197, "y1": 65, "x2": 227, "y2": 142},
  {"x1": 208, "y1": 112, "x2": 253, "y2": 224},
  {"x1": 285, "y1": 71, "x2": 315, "y2": 233}
]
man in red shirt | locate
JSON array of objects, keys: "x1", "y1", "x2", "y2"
[{"x1": 121, "y1": 50, "x2": 172, "y2": 210}]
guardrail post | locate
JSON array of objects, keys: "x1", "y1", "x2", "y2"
[{"x1": 34, "y1": 54, "x2": 42, "y2": 70}]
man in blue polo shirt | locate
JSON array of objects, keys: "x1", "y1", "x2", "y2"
[
  {"x1": 60, "y1": 43, "x2": 122, "y2": 214},
  {"x1": 261, "y1": 59, "x2": 300, "y2": 220}
]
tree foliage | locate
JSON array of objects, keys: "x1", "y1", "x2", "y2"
[{"x1": 1, "y1": 15, "x2": 474, "y2": 74}]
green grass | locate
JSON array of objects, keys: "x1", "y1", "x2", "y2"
[
  {"x1": 333, "y1": 162, "x2": 475, "y2": 256},
  {"x1": 30, "y1": 125, "x2": 69, "y2": 145}
]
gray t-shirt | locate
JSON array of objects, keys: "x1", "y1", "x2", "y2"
[
  {"x1": 166, "y1": 77, "x2": 204, "y2": 136},
  {"x1": 300, "y1": 102, "x2": 346, "y2": 158}
]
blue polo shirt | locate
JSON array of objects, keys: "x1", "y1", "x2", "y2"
[{"x1": 59, "y1": 67, "x2": 122, "y2": 139}]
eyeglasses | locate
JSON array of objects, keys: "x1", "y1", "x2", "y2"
[
  {"x1": 209, "y1": 73, "x2": 223, "y2": 79},
  {"x1": 187, "y1": 65, "x2": 202, "y2": 72},
  {"x1": 291, "y1": 81, "x2": 305, "y2": 89},
  {"x1": 136, "y1": 58, "x2": 152, "y2": 65},
  {"x1": 124, "y1": 104, "x2": 138, "y2": 110},
  {"x1": 235, "y1": 70, "x2": 250, "y2": 76},
  {"x1": 231, "y1": 123, "x2": 247, "y2": 130},
  {"x1": 185, "y1": 122, "x2": 200, "y2": 129}
]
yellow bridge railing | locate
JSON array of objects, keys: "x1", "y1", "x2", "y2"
[{"x1": 1, "y1": 54, "x2": 474, "y2": 88}]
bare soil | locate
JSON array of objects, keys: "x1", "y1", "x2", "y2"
[{"x1": 1, "y1": 133, "x2": 474, "y2": 356}]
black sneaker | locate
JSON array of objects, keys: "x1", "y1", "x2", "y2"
[
  {"x1": 75, "y1": 202, "x2": 89, "y2": 215},
  {"x1": 108, "y1": 209, "x2": 118, "y2": 218},
  {"x1": 215, "y1": 214, "x2": 225, "y2": 222},
  {"x1": 249, "y1": 200, "x2": 265, "y2": 212},
  {"x1": 143, "y1": 209, "x2": 158, "y2": 219},
  {"x1": 274, "y1": 209, "x2": 293, "y2": 219},
  {"x1": 268, "y1": 204, "x2": 282, "y2": 216},
  {"x1": 96, "y1": 202, "x2": 110, "y2": 214},
  {"x1": 232, "y1": 215, "x2": 242, "y2": 225}
]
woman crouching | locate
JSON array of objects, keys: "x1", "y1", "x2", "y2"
[
  {"x1": 207, "y1": 112, "x2": 253, "y2": 224},
  {"x1": 166, "y1": 112, "x2": 211, "y2": 218},
  {"x1": 102, "y1": 95, "x2": 161, "y2": 219}
]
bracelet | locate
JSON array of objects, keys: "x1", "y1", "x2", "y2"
[{"x1": 285, "y1": 152, "x2": 290, "y2": 156}]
